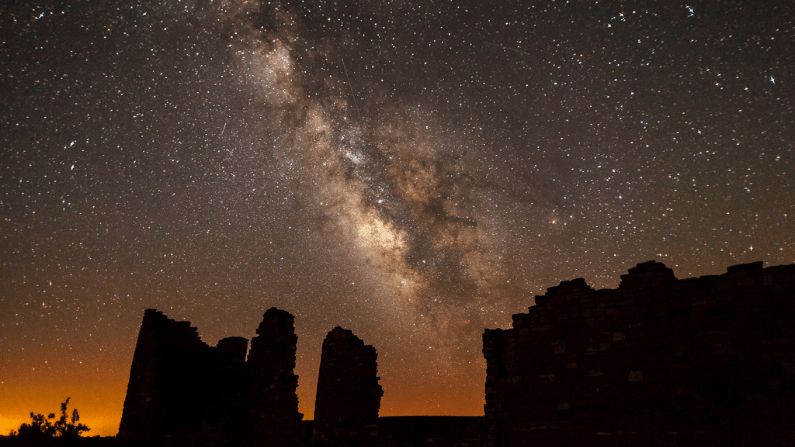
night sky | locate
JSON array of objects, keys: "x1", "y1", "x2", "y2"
[{"x1": 1, "y1": 0, "x2": 793, "y2": 436}]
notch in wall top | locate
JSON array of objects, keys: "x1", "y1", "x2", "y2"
[{"x1": 215, "y1": 337, "x2": 248, "y2": 363}]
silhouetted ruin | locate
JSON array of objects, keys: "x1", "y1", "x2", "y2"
[
  {"x1": 247, "y1": 308, "x2": 303, "y2": 447},
  {"x1": 117, "y1": 309, "x2": 217, "y2": 444},
  {"x1": 483, "y1": 261, "x2": 795, "y2": 446},
  {"x1": 313, "y1": 327, "x2": 383, "y2": 447},
  {"x1": 109, "y1": 260, "x2": 795, "y2": 447},
  {"x1": 117, "y1": 308, "x2": 302, "y2": 446}
]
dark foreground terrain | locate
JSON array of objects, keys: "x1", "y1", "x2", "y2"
[
  {"x1": 1, "y1": 416, "x2": 483, "y2": 447},
  {"x1": 7, "y1": 260, "x2": 795, "y2": 447}
]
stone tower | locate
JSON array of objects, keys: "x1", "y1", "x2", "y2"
[
  {"x1": 118, "y1": 307, "x2": 302, "y2": 446},
  {"x1": 117, "y1": 309, "x2": 211, "y2": 444},
  {"x1": 313, "y1": 327, "x2": 383, "y2": 447},
  {"x1": 247, "y1": 307, "x2": 303, "y2": 447}
]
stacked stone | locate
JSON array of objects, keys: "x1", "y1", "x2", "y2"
[
  {"x1": 247, "y1": 307, "x2": 303, "y2": 447},
  {"x1": 196, "y1": 336, "x2": 250, "y2": 446},
  {"x1": 313, "y1": 327, "x2": 383, "y2": 447},
  {"x1": 216, "y1": 336, "x2": 248, "y2": 363},
  {"x1": 118, "y1": 309, "x2": 213, "y2": 444},
  {"x1": 483, "y1": 261, "x2": 795, "y2": 447},
  {"x1": 118, "y1": 307, "x2": 304, "y2": 447}
]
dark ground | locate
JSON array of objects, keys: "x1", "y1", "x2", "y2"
[{"x1": 1, "y1": 416, "x2": 484, "y2": 447}]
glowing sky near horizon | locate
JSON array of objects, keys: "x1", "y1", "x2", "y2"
[{"x1": 1, "y1": 0, "x2": 793, "y2": 437}]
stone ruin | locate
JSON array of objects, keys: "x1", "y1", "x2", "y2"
[
  {"x1": 117, "y1": 309, "x2": 386, "y2": 447},
  {"x1": 117, "y1": 307, "x2": 303, "y2": 446},
  {"x1": 313, "y1": 327, "x2": 383, "y2": 447},
  {"x1": 117, "y1": 309, "x2": 214, "y2": 444},
  {"x1": 483, "y1": 261, "x2": 795, "y2": 446},
  {"x1": 116, "y1": 260, "x2": 795, "y2": 447},
  {"x1": 247, "y1": 308, "x2": 303, "y2": 447}
]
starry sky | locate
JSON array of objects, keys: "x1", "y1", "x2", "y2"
[{"x1": 1, "y1": 0, "x2": 793, "y2": 437}]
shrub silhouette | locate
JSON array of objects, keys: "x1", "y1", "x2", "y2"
[{"x1": 9, "y1": 397, "x2": 90, "y2": 443}]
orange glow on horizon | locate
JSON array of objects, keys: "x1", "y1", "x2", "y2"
[
  {"x1": 2, "y1": 382, "x2": 484, "y2": 435},
  {"x1": 3, "y1": 366, "x2": 485, "y2": 435},
  {"x1": 3, "y1": 322, "x2": 487, "y2": 435},
  {"x1": 1, "y1": 367, "x2": 128, "y2": 437}
]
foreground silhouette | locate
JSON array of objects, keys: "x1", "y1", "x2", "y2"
[
  {"x1": 313, "y1": 327, "x2": 383, "y2": 447},
  {"x1": 6, "y1": 398, "x2": 89, "y2": 445},
  {"x1": 5, "y1": 260, "x2": 795, "y2": 446},
  {"x1": 484, "y1": 261, "x2": 795, "y2": 446},
  {"x1": 118, "y1": 308, "x2": 308, "y2": 446}
]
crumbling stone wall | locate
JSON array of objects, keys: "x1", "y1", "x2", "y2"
[
  {"x1": 118, "y1": 307, "x2": 302, "y2": 446},
  {"x1": 313, "y1": 327, "x2": 383, "y2": 447},
  {"x1": 195, "y1": 336, "x2": 250, "y2": 446},
  {"x1": 483, "y1": 261, "x2": 795, "y2": 447},
  {"x1": 247, "y1": 307, "x2": 303, "y2": 447},
  {"x1": 118, "y1": 309, "x2": 212, "y2": 444}
]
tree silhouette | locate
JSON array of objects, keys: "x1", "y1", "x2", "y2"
[{"x1": 9, "y1": 397, "x2": 90, "y2": 443}]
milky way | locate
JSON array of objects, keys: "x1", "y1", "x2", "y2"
[{"x1": 1, "y1": 0, "x2": 793, "y2": 435}]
